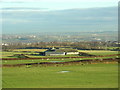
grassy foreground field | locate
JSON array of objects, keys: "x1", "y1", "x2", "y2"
[
  {"x1": 2, "y1": 49, "x2": 118, "y2": 88},
  {"x1": 2, "y1": 63, "x2": 118, "y2": 88}
]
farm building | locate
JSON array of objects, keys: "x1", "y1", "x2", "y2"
[{"x1": 42, "y1": 48, "x2": 79, "y2": 56}]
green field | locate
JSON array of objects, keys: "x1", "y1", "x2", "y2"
[
  {"x1": 1, "y1": 49, "x2": 118, "y2": 58},
  {"x1": 2, "y1": 49, "x2": 118, "y2": 88},
  {"x1": 2, "y1": 56, "x2": 118, "y2": 65},
  {"x1": 78, "y1": 50, "x2": 118, "y2": 55},
  {"x1": 2, "y1": 63, "x2": 118, "y2": 88},
  {"x1": 2, "y1": 49, "x2": 119, "y2": 65}
]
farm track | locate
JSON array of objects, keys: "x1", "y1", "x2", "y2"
[
  {"x1": 2, "y1": 54, "x2": 119, "y2": 60},
  {"x1": 2, "y1": 58, "x2": 119, "y2": 67}
]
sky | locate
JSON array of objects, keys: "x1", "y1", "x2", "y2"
[
  {"x1": 0, "y1": 0, "x2": 118, "y2": 34},
  {"x1": 1, "y1": 0, "x2": 119, "y2": 11}
]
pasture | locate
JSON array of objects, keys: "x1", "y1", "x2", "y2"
[
  {"x1": 2, "y1": 56, "x2": 118, "y2": 65},
  {"x1": 2, "y1": 63, "x2": 118, "y2": 88},
  {"x1": 2, "y1": 49, "x2": 119, "y2": 88},
  {"x1": 1, "y1": 49, "x2": 119, "y2": 58},
  {"x1": 78, "y1": 50, "x2": 118, "y2": 55},
  {"x1": 2, "y1": 49, "x2": 119, "y2": 65}
]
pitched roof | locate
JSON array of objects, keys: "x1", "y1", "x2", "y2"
[
  {"x1": 56, "y1": 49, "x2": 78, "y2": 52},
  {"x1": 45, "y1": 48, "x2": 78, "y2": 52}
]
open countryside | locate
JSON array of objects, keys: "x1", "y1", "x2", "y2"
[
  {"x1": 1, "y1": 1, "x2": 119, "y2": 88},
  {"x1": 2, "y1": 47, "x2": 119, "y2": 88}
]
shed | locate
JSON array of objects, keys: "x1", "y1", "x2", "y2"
[{"x1": 42, "y1": 48, "x2": 79, "y2": 56}]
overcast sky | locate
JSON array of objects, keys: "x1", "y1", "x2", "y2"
[
  {"x1": 0, "y1": 0, "x2": 118, "y2": 34},
  {"x1": 1, "y1": 0, "x2": 119, "y2": 11}
]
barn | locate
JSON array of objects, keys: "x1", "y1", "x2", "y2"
[
  {"x1": 42, "y1": 48, "x2": 79, "y2": 56},
  {"x1": 44, "y1": 51, "x2": 65, "y2": 56}
]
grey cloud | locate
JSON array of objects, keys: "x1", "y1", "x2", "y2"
[
  {"x1": 2, "y1": 7, "x2": 117, "y2": 34},
  {"x1": 1, "y1": 7, "x2": 49, "y2": 10}
]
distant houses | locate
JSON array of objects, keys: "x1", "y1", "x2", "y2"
[{"x1": 41, "y1": 48, "x2": 79, "y2": 56}]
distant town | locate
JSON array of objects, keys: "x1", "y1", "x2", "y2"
[
  {"x1": 2, "y1": 31, "x2": 119, "y2": 51},
  {"x1": 2, "y1": 31, "x2": 118, "y2": 43}
]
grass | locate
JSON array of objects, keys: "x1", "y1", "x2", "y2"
[
  {"x1": 2, "y1": 49, "x2": 118, "y2": 88},
  {"x1": 106, "y1": 47, "x2": 120, "y2": 50},
  {"x1": 1, "y1": 50, "x2": 119, "y2": 58},
  {"x1": 12, "y1": 49, "x2": 47, "y2": 52},
  {"x1": 2, "y1": 56, "x2": 118, "y2": 65},
  {"x1": 78, "y1": 50, "x2": 118, "y2": 55},
  {"x1": 2, "y1": 63, "x2": 118, "y2": 88},
  {"x1": 1, "y1": 51, "x2": 33, "y2": 58},
  {"x1": 2, "y1": 49, "x2": 118, "y2": 65}
]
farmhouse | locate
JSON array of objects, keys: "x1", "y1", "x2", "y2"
[{"x1": 42, "y1": 48, "x2": 79, "y2": 56}]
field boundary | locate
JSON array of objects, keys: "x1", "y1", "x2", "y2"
[
  {"x1": 2, "y1": 58, "x2": 119, "y2": 67},
  {"x1": 2, "y1": 54, "x2": 119, "y2": 60}
]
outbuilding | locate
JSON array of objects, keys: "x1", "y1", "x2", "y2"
[{"x1": 42, "y1": 48, "x2": 79, "y2": 56}]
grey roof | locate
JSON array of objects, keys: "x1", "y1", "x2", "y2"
[{"x1": 44, "y1": 48, "x2": 78, "y2": 52}]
